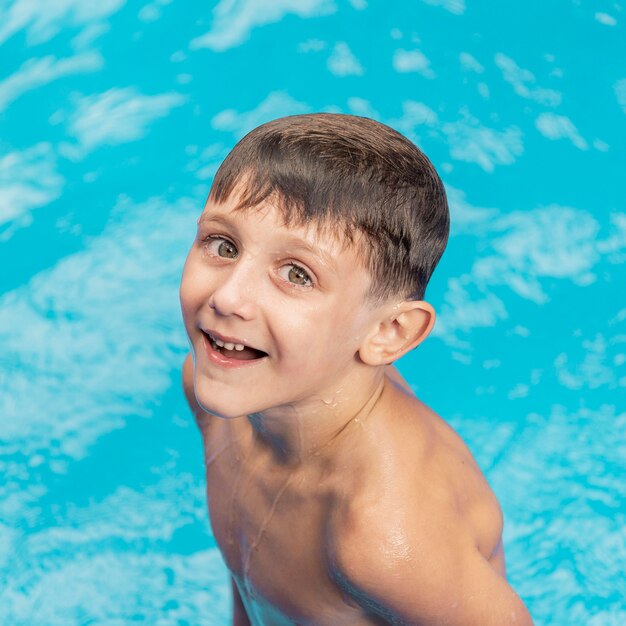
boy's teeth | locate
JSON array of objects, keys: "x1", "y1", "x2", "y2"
[{"x1": 210, "y1": 334, "x2": 246, "y2": 352}]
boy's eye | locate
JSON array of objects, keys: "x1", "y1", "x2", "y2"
[
  {"x1": 205, "y1": 236, "x2": 238, "y2": 259},
  {"x1": 279, "y1": 263, "x2": 313, "y2": 287}
]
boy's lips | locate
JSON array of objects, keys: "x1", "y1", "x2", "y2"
[
  {"x1": 201, "y1": 328, "x2": 268, "y2": 366},
  {"x1": 201, "y1": 328, "x2": 267, "y2": 354}
]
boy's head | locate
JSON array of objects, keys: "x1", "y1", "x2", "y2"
[
  {"x1": 181, "y1": 113, "x2": 449, "y2": 419},
  {"x1": 208, "y1": 113, "x2": 449, "y2": 302}
]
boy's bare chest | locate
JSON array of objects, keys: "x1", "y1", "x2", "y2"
[
  {"x1": 205, "y1": 444, "x2": 323, "y2": 579},
  {"x1": 197, "y1": 414, "x2": 502, "y2": 624},
  {"x1": 201, "y1": 422, "x2": 366, "y2": 623}
]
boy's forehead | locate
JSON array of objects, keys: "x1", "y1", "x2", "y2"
[{"x1": 203, "y1": 172, "x2": 360, "y2": 248}]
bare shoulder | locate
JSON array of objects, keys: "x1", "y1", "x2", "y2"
[
  {"x1": 398, "y1": 386, "x2": 505, "y2": 564},
  {"x1": 328, "y1": 501, "x2": 532, "y2": 624},
  {"x1": 327, "y1": 471, "x2": 531, "y2": 624},
  {"x1": 326, "y1": 386, "x2": 532, "y2": 624}
]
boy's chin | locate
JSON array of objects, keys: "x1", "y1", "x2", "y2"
[
  {"x1": 195, "y1": 389, "x2": 270, "y2": 420},
  {"x1": 197, "y1": 398, "x2": 248, "y2": 420}
]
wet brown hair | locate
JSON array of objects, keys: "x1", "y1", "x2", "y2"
[{"x1": 208, "y1": 113, "x2": 449, "y2": 302}]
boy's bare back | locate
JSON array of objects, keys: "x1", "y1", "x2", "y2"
[{"x1": 183, "y1": 355, "x2": 528, "y2": 625}]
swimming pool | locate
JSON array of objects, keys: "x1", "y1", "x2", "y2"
[{"x1": 1, "y1": 1, "x2": 624, "y2": 624}]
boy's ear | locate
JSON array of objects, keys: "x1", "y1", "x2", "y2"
[{"x1": 359, "y1": 300, "x2": 435, "y2": 366}]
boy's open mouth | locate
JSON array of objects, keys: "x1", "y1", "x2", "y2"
[{"x1": 204, "y1": 330, "x2": 268, "y2": 361}]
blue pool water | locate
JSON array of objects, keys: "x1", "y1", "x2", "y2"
[{"x1": 1, "y1": 1, "x2": 624, "y2": 624}]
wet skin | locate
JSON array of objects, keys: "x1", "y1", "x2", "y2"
[{"x1": 179, "y1": 192, "x2": 533, "y2": 625}]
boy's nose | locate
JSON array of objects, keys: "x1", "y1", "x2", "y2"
[{"x1": 208, "y1": 258, "x2": 258, "y2": 320}]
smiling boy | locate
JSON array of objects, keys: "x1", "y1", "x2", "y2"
[{"x1": 180, "y1": 114, "x2": 533, "y2": 625}]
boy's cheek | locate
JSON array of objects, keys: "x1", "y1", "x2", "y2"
[
  {"x1": 179, "y1": 281, "x2": 203, "y2": 341},
  {"x1": 178, "y1": 281, "x2": 193, "y2": 321},
  {"x1": 179, "y1": 266, "x2": 206, "y2": 309}
]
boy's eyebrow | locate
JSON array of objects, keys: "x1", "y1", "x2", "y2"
[
  {"x1": 197, "y1": 213, "x2": 234, "y2": 229},
  {"x1": 197, "y1": 211, "x2": 338, "y2": 271},
  {"x1": 279, "y1": 235, "x2": 338, "y2": 271}
]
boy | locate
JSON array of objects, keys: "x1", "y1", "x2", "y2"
[{"x1": 180, "y1": 113, "x2": 533, "y2": 625}]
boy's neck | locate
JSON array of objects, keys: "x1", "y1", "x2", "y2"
[{"x1": 246, "y1": 368, "x2": 386, "y2": 467}]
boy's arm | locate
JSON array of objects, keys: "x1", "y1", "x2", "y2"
[
  {"x1": 333, "y1": 508, "x2": 533, "y2": 625},
  {"x1": 231, "y1": 576, "x2": 251, "y2": 626}
]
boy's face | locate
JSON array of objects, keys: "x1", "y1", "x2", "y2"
[{"x1": 179, "y1": 188, "x2": 383, "y2": 419}]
